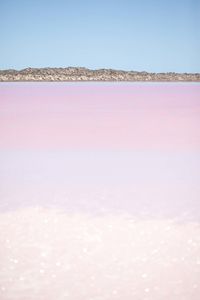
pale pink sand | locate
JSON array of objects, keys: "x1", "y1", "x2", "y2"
[{"x1": 0, "y1": 207, "x2": 200, "y2": 300}]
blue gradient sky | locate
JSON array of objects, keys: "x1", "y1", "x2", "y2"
[{"x1": 0, "y1": 0, "x2": 199, "y2": 72}]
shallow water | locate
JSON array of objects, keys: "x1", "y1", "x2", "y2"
[{"x1": 0, "y1": 83, "x2": 200, "y2": 299}]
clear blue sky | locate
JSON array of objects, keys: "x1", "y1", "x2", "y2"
[{"x1": 0, "y1": 0, "x2": 199, "y2": 72}]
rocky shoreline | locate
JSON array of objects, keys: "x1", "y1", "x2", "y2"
[{"x1": 0, "y1": 67, "x2": 200, "y2": 81}]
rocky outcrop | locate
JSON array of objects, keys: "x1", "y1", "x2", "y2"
[{"x1": 0, "y1": 67, "x2": 199, "y2": 81}]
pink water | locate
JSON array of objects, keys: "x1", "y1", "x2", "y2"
[{"x1": 0, "y1": 83, "x2": 200, "y2": 299}]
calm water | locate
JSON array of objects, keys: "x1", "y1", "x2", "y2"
[{"x1": 0, "y1": 83, "x2": 200, "y2": 299}]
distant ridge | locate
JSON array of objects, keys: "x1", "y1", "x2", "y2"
[{"x1": 0, "y1": 67, "x2": 199, "y2": 81}]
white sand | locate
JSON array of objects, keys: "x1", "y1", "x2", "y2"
[{"x1": 0, "y1": 207, "x2": 200, "y2": 300}]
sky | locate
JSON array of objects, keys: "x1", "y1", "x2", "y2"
[{"x1": 0, "y1": 0, "x2": 199, "y2": 72}]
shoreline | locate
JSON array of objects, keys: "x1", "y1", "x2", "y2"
[{"x1": 0, "y1": 67, "x2": 200, "y2": 82}]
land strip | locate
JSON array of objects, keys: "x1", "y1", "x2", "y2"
[{"x1": 0, "y1": 67, "x2": 199, "y2": 81}]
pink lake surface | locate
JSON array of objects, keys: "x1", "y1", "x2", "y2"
[{"x1": 0, "y1": 83, "x2": 200, "y2": 299}]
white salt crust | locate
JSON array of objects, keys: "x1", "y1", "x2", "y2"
[{"x1": 0, "y1": 207, "x2": 200, "y2": 300}]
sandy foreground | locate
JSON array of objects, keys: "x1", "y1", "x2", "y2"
[{"x1": 0, "y1": 207, "x2": 200, "y2": 300}]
